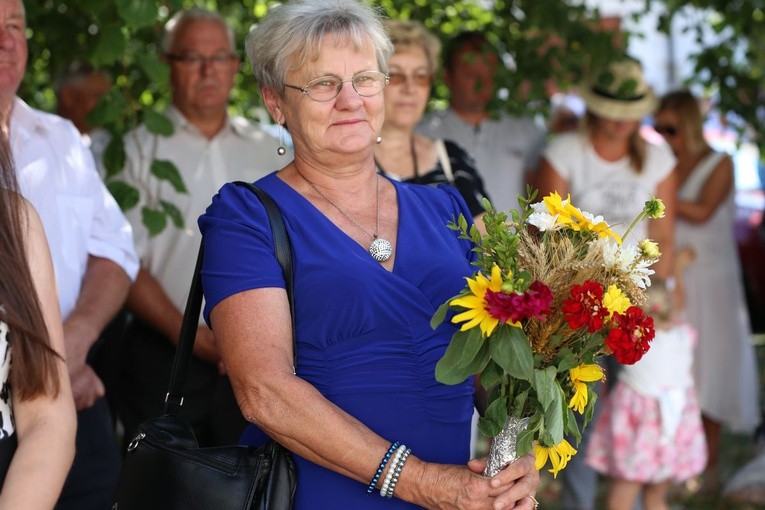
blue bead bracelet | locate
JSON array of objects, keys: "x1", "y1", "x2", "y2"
[{"x1": 366, "y1": 441, "x2": 401, "y2": 494}]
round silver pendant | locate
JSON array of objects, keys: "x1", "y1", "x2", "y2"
[{"x1": 369, "y1": 237, "x2": 392, "y2": 262}]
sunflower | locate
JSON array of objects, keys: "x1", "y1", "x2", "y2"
[
  {"x1": 534, "y1": 439, "x2": 578, "y2": 478},
  {"x1": 450, "y1": 264, "x2": 504, "y2": 337}
]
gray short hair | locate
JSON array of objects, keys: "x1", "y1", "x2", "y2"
[
  {"x1": 245, "y1": 0, "x2": 393, "y2": 94},
  {"x1": 162, "y1": 7, "x2": 235, "y2": 54}
]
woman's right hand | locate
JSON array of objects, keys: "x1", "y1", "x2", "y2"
[{"x1": 410, "y1": 454, "x2": 538, "y2": 509}]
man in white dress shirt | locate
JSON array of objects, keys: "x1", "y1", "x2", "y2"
[
  {"x1": 0, "y1": 0, "x2": 139, "y2": 508},
  {"x1": 418, "y1": 31, "x2": 546, "y2": 213},
  {"x1": 118, "y1": 8, "x2": 283, "y2": 448}
]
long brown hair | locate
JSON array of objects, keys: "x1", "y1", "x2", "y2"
[
  {"x1": 582, "y1": 111, "x2": 647, "y2": 173},
  {"x1": 0, "y1": 129, "x2": 62, "y2": 400},
  {"x1": 657, "y1": 90, "x2": 710, "y2": 156}
]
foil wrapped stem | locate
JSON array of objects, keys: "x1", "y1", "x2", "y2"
[{"x1": 483, "y1": 416, "x2": 531, "y2": 477}]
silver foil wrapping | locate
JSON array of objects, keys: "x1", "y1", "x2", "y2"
[{"x1": 483, "y1": 416, "x2": 531, "y2": 477}]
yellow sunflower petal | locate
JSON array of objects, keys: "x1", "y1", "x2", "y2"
[
  {"x1": 534, "y1": 444, "x2": 549, "y2": 471},
  {"x1": 450, "y1": 295, "x2": 484, "y2": 309},
  {"x1": 479, "y1": 316, "x2": 499, "y2": 337},
  {"x1": 571, "y1": 364, "x2": 605, "y2": 382}
]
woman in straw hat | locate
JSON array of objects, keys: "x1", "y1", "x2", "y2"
[{"x1": 536, "y1": 56, "x2": 677, "y2": 510}]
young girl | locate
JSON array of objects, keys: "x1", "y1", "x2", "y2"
[{"x1": 586, "y1": 247, "x2": 707, "y2": 510}]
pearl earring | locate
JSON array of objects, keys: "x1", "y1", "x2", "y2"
[
  {"x1": 277, "y1": 123, "x2": 287, "y2": 156},
  {"x1": 376, "y1": 135, "x2": 382, "y2": 144}
]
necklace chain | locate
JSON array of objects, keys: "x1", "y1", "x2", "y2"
[
  {"x1": 299, "y1": 172, "x2": 393, "y2": 262},
  {"x1": 301, "y1": 173, "x2": 380, "y2": 240}
]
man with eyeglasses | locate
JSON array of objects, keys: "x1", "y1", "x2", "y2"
[
  {"x1": 418, "y1": 31, "x2": 546, "y2": 213},
  {"x1": 118, "y1": 7, "x2": 283, "y2": 451}
]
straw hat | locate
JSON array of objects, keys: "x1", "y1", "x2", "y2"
[{"x1": 580, "y1": 58, "x2": 657, "y2": 121}]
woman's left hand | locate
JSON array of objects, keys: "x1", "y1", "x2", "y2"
[{"x1": 467, "y1": 453, "x2": 540, "y2": 509}]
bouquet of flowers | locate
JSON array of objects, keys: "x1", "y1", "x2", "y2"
[{"x1": 431, "y1": 190, "x2": 665, "y2": 477}]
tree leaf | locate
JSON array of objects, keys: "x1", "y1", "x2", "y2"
[
  {"x1": 106, "y1": 180, "x2": 139, "y2": 212},
  {"x1": 91, "y1": 26, "x2": 126, "y2": 66},
  {"x1": 102, "y1": 135, "x2": 126, "y2": 179},
  {"x1": 144, "y1": 110, "x2": 175, "y2": 136},
  {"x1": 489, "y1": 325, "x2": 533, "y2": 381},
  {"x1": 159, "y1": 200, "x2": 185, "y2": 229},
  {"x1": 150, "y1": 160, "x2": 187, "y2": 193},
  {"x1": 137, "y1": 53, "x2": 170, "y2": 85},
  {"x1": 116, "y1": 0, "x2": 157, "y2": 27},
  {"x1": 141, "y1": 206, "x2": 167, "y2": 236}
]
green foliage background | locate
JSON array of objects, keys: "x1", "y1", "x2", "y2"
[{"x1": 19, "y1": 0, "x2": 763, "y2": 227}]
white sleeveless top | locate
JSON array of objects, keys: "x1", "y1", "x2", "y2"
[{"x1": 0, "y1": 321, "x2": 14, "y2": 438}]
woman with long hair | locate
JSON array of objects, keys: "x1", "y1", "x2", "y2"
[
  {"x1": 655, "y1": 90, "x2": 759, "y2": 486},
  {"x1": 0, "y1": 129, "x2": 76, "y2": 507}
]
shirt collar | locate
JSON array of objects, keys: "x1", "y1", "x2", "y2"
[{"x1": 166, "y1": 104, "x2": 250, "y2": 138}]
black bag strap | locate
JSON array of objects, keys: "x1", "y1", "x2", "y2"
[{"x1": 164, "y1": 182, "x2": 295, "y2": 416}]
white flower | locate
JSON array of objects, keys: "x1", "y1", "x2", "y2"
[
  {"x1": 528, "y1": 202, "x2": 561, "y2": 231},
  {"x1": 602, "y1": 242, "x2": 637, "y2": 273},
  {"x1": 629, "y1": 258, "x2": 655, "y2": 289}
]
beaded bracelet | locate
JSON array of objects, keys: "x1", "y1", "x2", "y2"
[
  {"x1": 379, "y1": 445, "x2": 406, "y2": 497},
  {"x1": 366, "y1": 441, "x2": 401, "y2": 494},
  {"x1": 382, "y1": 447, "x2": 411, "y2": 498}
]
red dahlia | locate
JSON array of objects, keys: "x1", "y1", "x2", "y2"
[
  {"x1": 562, "y1": 281, "x2": 608, "y2": 333},
  {"x1": 484, "y1": 281, "x2": 554, "y2": 324},
  {"x1": 605, "y1": 306, "x2": 655, "y2": 364}
]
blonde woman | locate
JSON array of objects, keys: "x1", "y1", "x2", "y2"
[
  {"x1": 655, "y1": 90, "x2": 759, "y2": 484},
  {"x1": 375, "y1": 19, "x2": 490, "y2": 230}
]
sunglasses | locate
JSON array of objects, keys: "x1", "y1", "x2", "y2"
[
  {"x1": 654, "y1": 124, "x2": 679, "y2": 137},
  {"x1": 387, "y1": 72, "x2": 431, "y2": 87}
]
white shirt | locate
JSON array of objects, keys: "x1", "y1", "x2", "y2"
[
  {"x1": 543, "y1": 132, "x2": 675, "y2": 244},
  {"x1": 10, "y1": 97, "x2": 139, "y2": 320},
  {"x1": 123, "y1": 106, "x2": 283, "y2": 321},
  {"x1": 418, "y1": 108, "x2": 546, "y2": 212}
]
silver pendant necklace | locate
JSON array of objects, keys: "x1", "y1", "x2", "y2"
[{"x1": 301, "y1": 173, "x2": 393, "y2": 262}]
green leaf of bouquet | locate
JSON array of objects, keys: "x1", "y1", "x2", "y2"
[
  {"x1": 516, "y1": 427, "x2": 536, "y2": 457},
  {"x1": 489, "y1": 325, "x2": 533, "y2": 381},
  {"x1": 510, "y1": 388, "x2": 529, "y2": 418},
  {"x1": 583, "y1": 387, "x2": 598, "y2": 428},
  {"x1": 532, "y1": 366, "x2": 558, "y2": 411},
  {"x1": 435, "y1": 328, "x2": 483, "y2": 385},
  {"x1": 582, "y1": 332, "x2": 605, "y2": 355},
  {"x1": 141, "y1": 206, "x2": 166, "y2": 236},
  {"x1": 480, "y1": 359, "x2": 504, "y2": 389},
  {"x1": 479, "y1": 397, "x2": 509, "y2": 437},
  {"x1": 556, "y1": 349, "x2": 578, "y2": 373},
  {"x1": 565, "y1": 407, "x2": 582, "y2": 444},
  {"x1": 150, "y1": 160, "x2": 187, "y2": 193},
  {"x1": 544, "y1": 386, "x2": 565, "y2": 444},
  {"x1": 430, "y1": 300, "x2": 452, "y2": 329}
]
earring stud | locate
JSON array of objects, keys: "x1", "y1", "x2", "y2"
[{"x1": 376, "y1": 135, "x2": 382, "y2": 144}]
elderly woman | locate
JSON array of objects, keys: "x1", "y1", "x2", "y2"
[
  {"x1": 655, "y1": 90, "x2": 759, "y2": 484},
  {"x1": 374, "y1": 20, "x2": 490, "y2": 230},
  {"x1": 198, "y1": 1, "x2": 539, "y2": 509}
]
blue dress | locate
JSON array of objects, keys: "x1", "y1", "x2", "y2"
[{"x1": 199, "y1": 172, "x2": 476, "y2": 509}]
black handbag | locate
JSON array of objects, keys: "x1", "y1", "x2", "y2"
[{"x1": 112, "y1": 182, "x2": 297, "y2": 510}]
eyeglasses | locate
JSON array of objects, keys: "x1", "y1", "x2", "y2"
[
  {"x1": 387, "y1": 72, "x2": 431, "y2": 87},
  {"x1": 654, "y1": 124, "x2": 679, "y2": 137},
  {"x1": 165, "y1": 53, "x2": 237, "y2": 69},
  {"x1": 283, "y1": 71, "x2": 389, "y2": 102}
]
